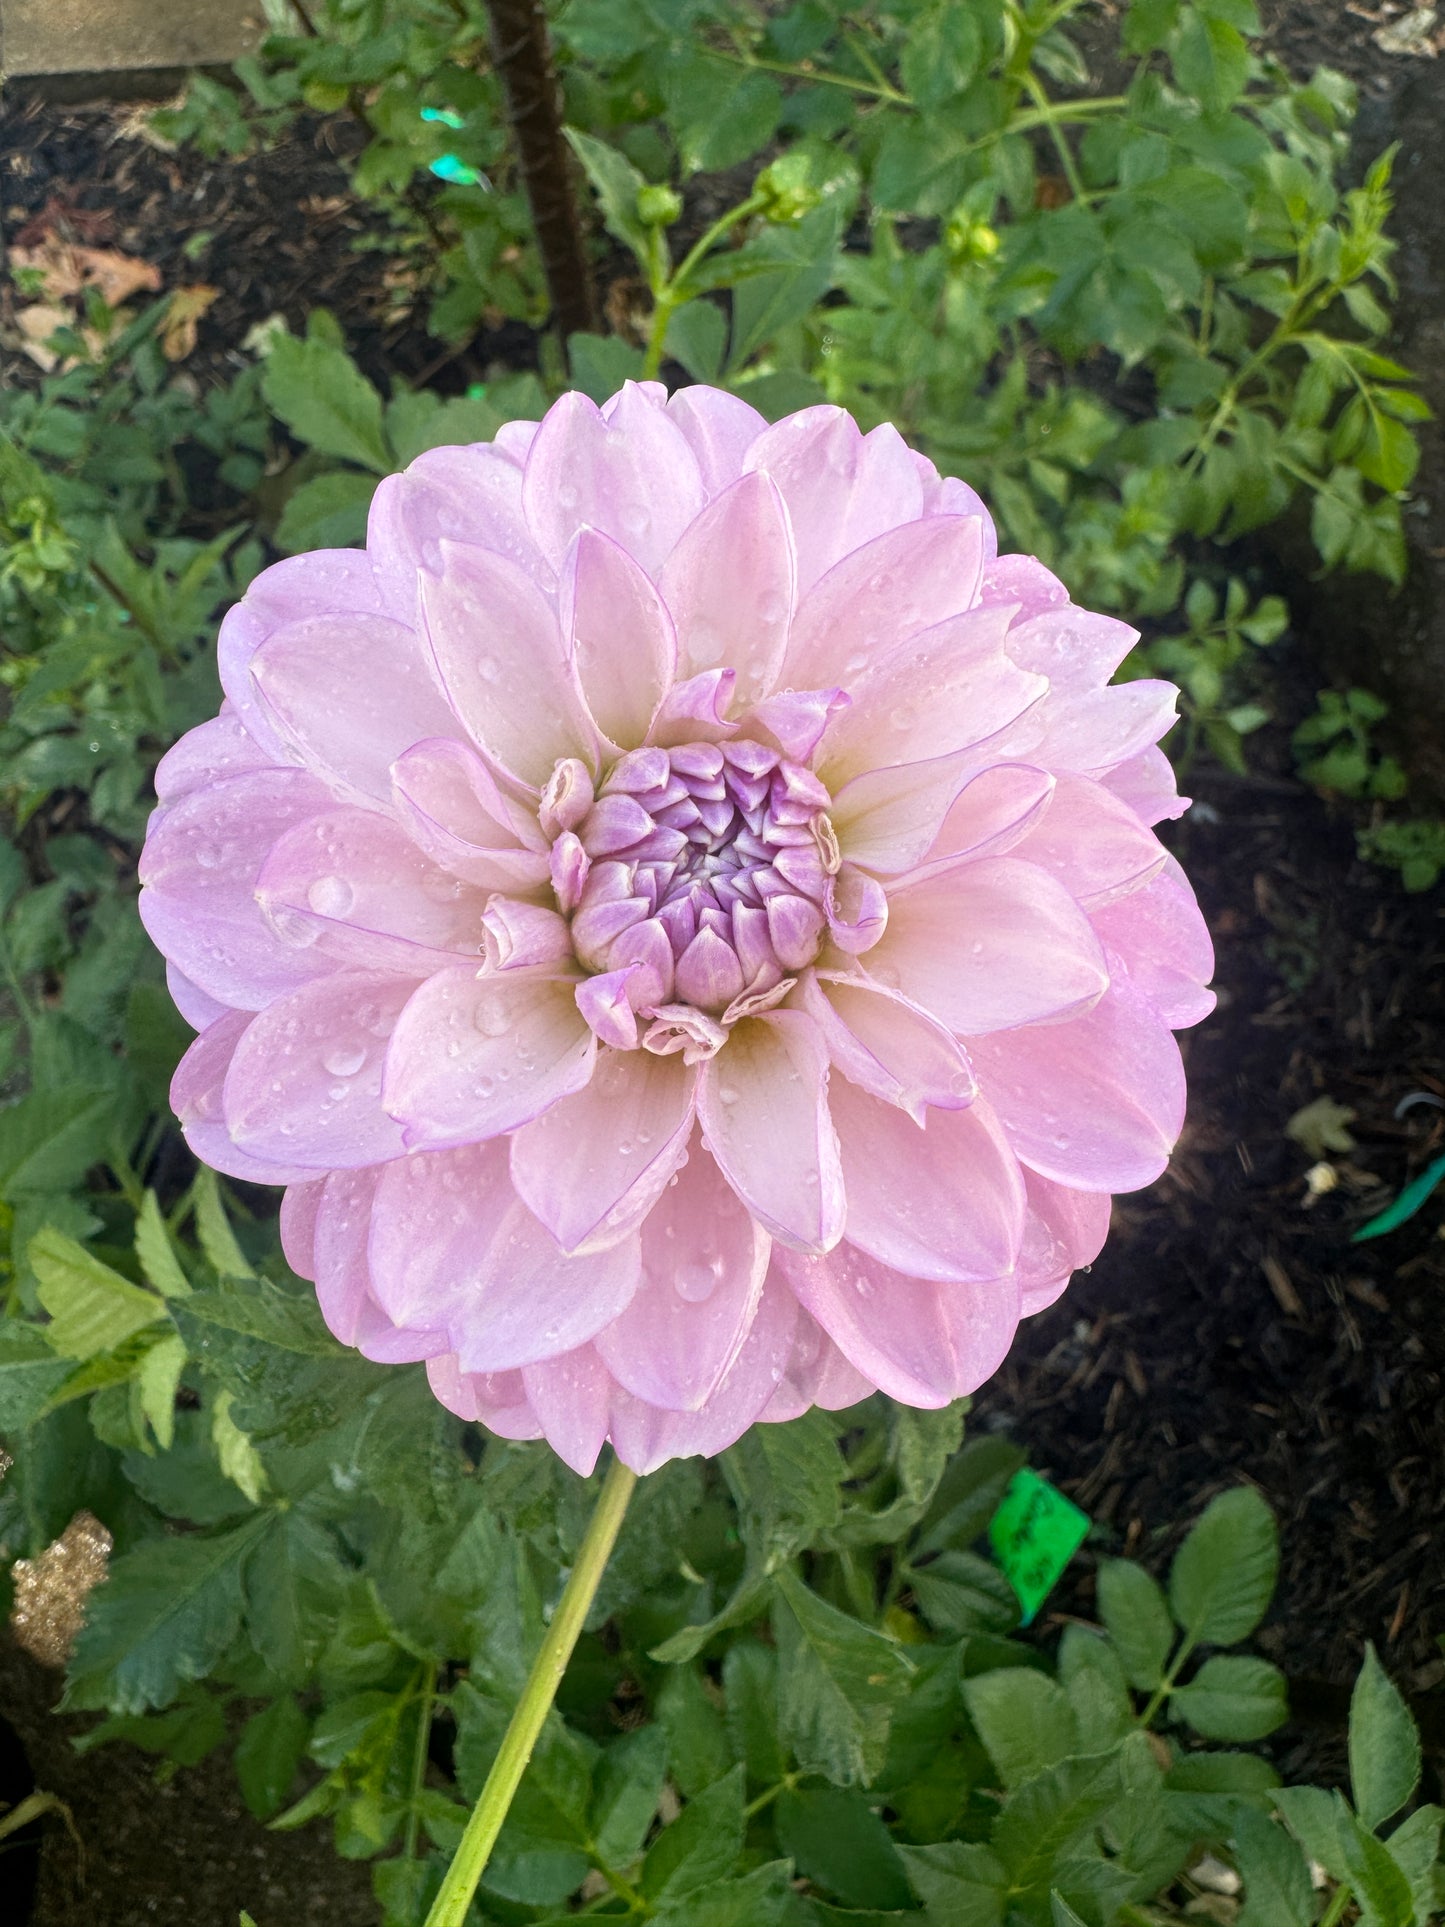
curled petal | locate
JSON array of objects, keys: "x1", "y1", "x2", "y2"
[
  {"x1": 969, "y1": 975, "x2": 1187, "y2": 1192},
  {"x1": 779, "y1": 1243, "x2": 1022, "y2": 1407},
  {"x1": 421, "y1": 541, "x2": 598, "y2": 789},
  {"x1": 511, "y1": 1046, "x2": 695, "y2": 1252},
  {"x1": 427, "y1": 1354, "x2": 542, "y2": 1439},
  {"x1": 171, "y1": 1011, "x2": 319, "y2": 1185},
  {"x1": 1102, "y1": 746, "x2": 1189, "y2": 827},
  {"x1": 801, "y1": 971, "x2": 975, "y2": 1122},
  {"x1": 562, "y1": 528, "x2": 677, "y2": 747},
  {"x1": 648, "y1": 668, "x2": 738, "y2": 747},
  {"x1": 1016, "y1": 1170, "x2": 1112, "y2": 1314},
  {"x1": 868, "y1": 856, "x2": 1108, "y2": 1035},
  {"x1": 830, "y1": 1080, "x2": 1025, "y2": 1283},
  {"x1": 223, "y1": 968, "x2": 414, "y2": 1170},
  {"x1": 167, "y1": 963, "x2": 228, "y2": 1033},
  {"x1": 576, "y1": 969, "x2": 642, "y2": 1049},
  {"x1": 744, "y1": 687, "x2": 850, "y2": 763},
  {"x1": 482, "y1": 898, "x2": 572, "y2": 971},
  {"x1": 391, "y1": 738, "x2": 550, "y2": 893},
  {"x1": 698, "y1": 1010, "x2": 844, "y2": 1252},
  {"x1": 824, "y1": 866, "x2": 887, "y2": 954},
  {"x1": 595, "y1": 1139, "x2": 770, "y2": 1411},
  {"x1": 250, "y1": 611, "x2": 465, "y2": 804},
  {"x1": 279, "y1": 1179, "x2": 324, "y2": 1277},
  {"x1": 384, "y1": 966, "x2": 597, "y2": 1148},
  {"x1": 830, "y1": 752, "x2": 992, "y2": 876}
]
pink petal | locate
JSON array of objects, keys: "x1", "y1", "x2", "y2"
[
  {"x1": 222, "y1": 968, "x2": 413, "y2": 1169},
  {"x1": 744, "y1": 410, "x2": 926, "y2": 594},
  {"x1": 779, "y1": 1243, "x2": 1022, "y2": 1407},
  {"x1": 872, "y1": 855, "x2": 1108, "y2": 1035},
  {"x1": 170, "y1": 1011, "x2": 319, "y2": 1185},
  {"x1": 830, "y1": 1081, "x2": 1026, "y2": 1283},
  {"x1": 1008, "y1": 772, "x2": 1167, "y2": 910},
  {"x1": 801, "y1": 971, "x2": 975, "y2": 1122},
  {"x1": 250, "y1": 611, "x2": 465, "y2": 804},
  {"x1": 697, "y1": 1010, "x2": 844, "y2": 1253},
  {"x1": 816, "y1": 604, "x2": 1046, "y2": 788},
  {"x1": 918, "y1": 763, "x2": 1057, "y2": 873},
  {"x1": 830, "y1": 752, "x2": 992, "y2": 876},
  {"x1": 823, "y1": 866, "x2": 887, "y2": 955},
  {"x1": 648, "y1": 668, "x2": 738, "y2": 746},
  {"x1": 279, "y1": 1180, "x2": 325, "y2": 1277},
  {"x1": 935, "y1": 476, "x2": 999, "y2": 558},
  {"x1": 482, "y1": 898, "x2": 572, "y2": 971},
  {"x1": 968, "y1": 976, "x2": 1187, "y2": 1191},
  {"x1": 167, "y1": 963, "x2": 228, "y2": 1032},
  {"x1": 420, "y1": 541, "x2": 598, "y2": 790},
  {"x1": 367, "y1": 443, "x2": 539, "y2": 616},
  {"x1": 594, "y1": 1138, "x2": 770, "y2": 1411},
  {"x1": 312, "y1": 1167, "x2": 381, "y2": 1346},
  {"x1": 781, "y1": 514, "x2": 985, "y2": 690},
  {"x1": 1016, "y1": 1171, "x2": 1112, "y2": 1314},
  {"x1": 522, "y1": 385, "x2": 706, "y2": 575},
  {"x1": 1013, "y1": 681, "x2": 1181, "y2": 777},
  {"x1": 383, "y1": 966, "x2": 597, "y2": 1148},
  {"x1": 562, "y1": 528, "x2": 677, "y2": 746},
  {"x1": 666, "y1": 386, "x2": 768, "y2": 493},
  {"x1": 1089, "y1": 864, "x2": 1215, "y2": 1028},
  {"x1": 366, "y1": 1140, "x2": 513, "y2": 1328},
  {"x1": 154, "y1": 710, "x2": 272, "y2": 803},
  {"x1": 1102, "y1": 746, "x2": 1188, "y2": 826},
  {"x1": 255, "y1": 806, "x2": 490, "y2": 970},
  {"x1": 979, "y1": 553, "x2": 1068, "y2": 621},
  {"x1": 758, "y1": 1299, "x2": 874, "y2": 1423},
  {"x1": 1005, "y1": 603, "x2": 1137, "y2": 694},
  {"x1": 139, "y1": 769, "x2": 334, "y2": 1010},
  {"x1": 450, "y1": 1203, "x2": 642, "y2": 1373},
  {"x1": 521, "y1": 1348, "x2": 614, "y2": 1476},
  {"x1": 575, "y1": 969, "x2": 642, "y2": 1049},
  {"x1": 427, "y1": 1354, "x2": 542, "y2": 1439},
  {"x1": 510, "y1": 1045, "x2": 695, "y2": 1252},
  {"x1": 657, "y1": 472, "x2": 794, "y2": 706},
  {"x1": 391, "y1": 738, "x2": 551, "y2": 893},
  {"x1": 745, "y1": 687, "x2": 849, "y2": 763}
]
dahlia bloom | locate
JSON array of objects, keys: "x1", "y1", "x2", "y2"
[{"x1": 140, "y1": 382, "x2": 1212, "y2": 1475}]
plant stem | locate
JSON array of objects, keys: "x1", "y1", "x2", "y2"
[
  {"x1": 403, "y1": 1660, "x2": 438, "y2": 1861},
  {"x1": 422, "y1": 1456, "x2": 638, "y2": 1927},
  {"x1": 1317, "y1": 1882, "x2": 1354, "y2": 1927},
  {"x1": 483, "y1": 0, "x2": 598, "y2": 341},
  {"x1": 639, "y1": 192, "x2": 768, "y2": 381}
]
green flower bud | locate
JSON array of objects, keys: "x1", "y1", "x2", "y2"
[
  {"x1": 945, "y1": 208, "x2": 1000, "y2": 268},
  {"x1": 755, "y1": 156, "x2": 823, "y2": 225},
  {"x1": 636, "y1": 184, "x2": 684, "y2": 229}
]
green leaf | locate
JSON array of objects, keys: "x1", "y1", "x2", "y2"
[
  {"x1": 772, "y1": 1568, "x2": 913, "y2": 1787},
  {"x1": 1349, "y1": 1643, "x2": 1420, "y2": 1831},
  {"x1": 962, "y1": 1668, "x2": 1079, "y2": 1789},
  {"x1": 722, "y1": 1639, "x2": 787, "y2": 1787},
  {"x1": 657, "y1": 1664, "x2": 733, "y2": 1798},
  {"x1": 1168, "y1": 1486, "x2": 1278, "y2": 1646},
  {"x1": 726, "y1": 206, "x2": 842, "y2": 375},
  {"x1": 1165, "y1": 1751, "x2": 1281, "y2": 1797},
  {"x1": 32, "y1": 1227, "x2": 169, "y2": 1358},
  {"x1": 66, "y1": 1516, "x2": 266, "y2": 1713},
  {"x1": 1384, "y1": 1805, "x2": 1443, "y2": 1925},
  {"x1": 642, "y1": 1764, "x2": 745, "y2": 1905},
  {"x1": 648, "y1": 1861, "x2": 798, "y2": 1927},
  {"x1": 564, "y1": 126, "x2": 650, "y2": 263},
  {"x1": 990, "y1": 1748, "x2": 1126, "y2": 1906},
  {"x1": 273, "y1": 469, "x2": 378, "y2": 554},
  {"x1": 135, "y1": 1190, "x2": 191, "y2": 1298},
  {"x1": 0, "y1": 1085, "x2": 115, "y2": 1199},
  {"x1": 1050, "y1": 1898, "x2": 1088, "y2": 1927},
  {"x1": 664, "y1": 300, "x2": 728, "y2": 384},
  {"x1": 193, "y1": 1168, "x2": 255, "y2": 1279},
  {"x1": 243, "y1": 1509, "x2": 347, "y2": 1683},
  {"x1": 0, "y1": 1322, "x2": 75, "y2": 1431},
  {"x1": 136, "y1": 1331, "x2": 187, "y2": 1450},
  {"x1": 1232, "y1": 1808, "x2": 1318, "y2": 1927},
  {"x1": 261, "y1": 332, "x2": 391, "y2": 473},
  {"x1": 665, "y1": 58, "x2": 781, "y2": 174},
  {"x1": 775, "y1": 1786, "x2": 912, "y2": 1910},
  {"x1": 1096, "y1": 1557, "x2": 1175, "y2": 1690},
  {"x1": 212, "y1": 1389, "x2": 268, "y2": 1503},
  {"x1": 1173, "y1": 1655, "x2": 1288, "y2": 1741},
  {"x1": 900, "y1": 6, "x2": 982, "y2": 107},
  {"x1": 1173, "y1": 13, "x2": 1250, "y2": 112},
  {"x1": 590, "y1": 1724, "x2": 668, "y2": 1868},
  {"x1": 566, "y1": 331, "x2": 647, "y2": 404},
  {"x1": 899, "y1": 1841, "x2": 1007, "y2": 1926},
  {"x1": 235, "y1": 1694, "x2": 310, "y2": 1819}
]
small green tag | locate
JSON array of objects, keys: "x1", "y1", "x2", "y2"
[{"x1": 988, "y1": 1469, "x2": 1091, "y2": 1626}]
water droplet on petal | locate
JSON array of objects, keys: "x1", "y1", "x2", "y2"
[
  {"x1": 478, "y1": 656, "x2": 500, "y2": 684},
  {"x1": 308, "y1": 874, "x2": 355, "y2": 918},
  {"x1": 474, "y1": 998, "x2": 510, "y2": 1038},
  {"x1": 675, "y1": 1258, "x2": 722, "y2": 1303},
  {"x1": 322, "y1": 1043, "x2": 367, "y2": 1078}
]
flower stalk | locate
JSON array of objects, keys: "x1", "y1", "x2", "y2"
[{"x1": 422, "y1": 1455, "x2": 638, "y2": 1927}]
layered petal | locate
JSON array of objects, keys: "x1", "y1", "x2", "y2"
[
  {"x1": 171, "y1": 1011, "x2": 320, "y2": 1185},
  {"x1": 390, "y1": 738, "x2": 550, "y2": 893},
  {"x1": 744, "y1": 410, "x2": 926, "y2": 593},
  {"x1": 800, "y1": 971, "x2": 975, "y2": 1122},
  {"x1": 383, "y1": 966, "x2": 597, "y2": 1148},
  {"x1": 657, "y1": 471, "x2": 794, "y2": 706},
  {"x1": 562, "y1": 528, "x2": 677, "y2": 746}
]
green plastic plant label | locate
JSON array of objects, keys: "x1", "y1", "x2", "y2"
[{"x1": 988, "y1": 1469, "x2": 1091, "y2": 1625}]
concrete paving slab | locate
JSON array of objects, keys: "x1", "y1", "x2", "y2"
[{"x1": 1, "y1": 0, "x2": 265, "y2": 78}]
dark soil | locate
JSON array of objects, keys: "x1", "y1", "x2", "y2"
[{"x1": 2, "y1": 7, "x2": 1444, "y2": 1919}]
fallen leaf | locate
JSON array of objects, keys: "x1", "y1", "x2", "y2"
[
  {"x1": 161, "y1": 284, "x2": 220, "y2": 361},
  {"x1": 1373, "y1": 5, "x2": 1440, "y2": 53},
  {"x1": 13, "y1": 305, "x2": 72, "y2": 371},
  {"x1": 9, "y1": 240, "x2": 162, "y2": 308},
  {"x1": 1284, "y1": 1095, "x2": 1357, "y2": 1160}
]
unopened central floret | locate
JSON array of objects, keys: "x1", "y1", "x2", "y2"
[{"x1": 541, "y1": 740, "x2": 838, "y2": 1057}]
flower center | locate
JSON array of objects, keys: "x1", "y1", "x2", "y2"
[{"x1": 543, "y1": 741, "x2": 838, "y2": 1054}]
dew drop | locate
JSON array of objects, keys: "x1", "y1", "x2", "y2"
[
  {"x1": 195, "y1": 843, "x2": 223, "y2": 870},
  {"x1": 473, "y1": 997, "x2": 510, "y2": 1038},
  {"x1": 557, "y1": 483, "x2": 580, "y2": 510},
  {"x1": 890, "y1": 705, "x2": 914, "y2": 730},
  {"x1": 690, "y1": 620, "x2": 724, "y2": 667},
  {"x1": 270, "y1": 905, "x2": 320, "y2": 948},
  {"x1": 478, "y1": 656, "x2": 500, "y2": 684},
  {"x1": 422, "y1": 870, "x2": 464, "y2": 904},
  {"x1": 717, "y1": 1085, "x2": 738, "y2": 1106},
  {"x1": 759, "y1": 592, "x2": 786, "y2": 626},
  {"x1": 323, "y1": 1043, "x2": 367, "y2": 1078},
  {"x1": 307, "y1": 874, "x2": 355, "y2": 918},
  {"x1": 327, "y1": 1082, "x2": 349, "y2": 1102},
  {"x1": 475, "y1": 1074, "x2": 496, "y2": 1098},
  {"x1": 675, "y1": 1257, "x2": 722, "y2": 1303}
]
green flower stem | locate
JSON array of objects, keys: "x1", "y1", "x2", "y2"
[
  {"x1": 403, "y1": 1660, "x2": 439, "y2": 1861},
  {"x1": 640, "y1": 192, "x2": 769, "y2": 381},
  {"x1": 422, "y1": 1455, "x2": 638, "y2": 1927}
]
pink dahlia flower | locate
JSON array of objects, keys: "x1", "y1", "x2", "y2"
[{"x1": 140, "y1": 382, "x2": 1212, "y2": 1475}]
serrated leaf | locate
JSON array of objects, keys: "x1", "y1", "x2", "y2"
[
  {"x1": 564, "y1": 126, "x2": 649, "y2": 262},
  {"x1": 261, "y1": 332, "x2": 390, "y2": 473},
  {"x1": 648, "y1": 1860, "x2": 797, "y2": 1927},
  {"x1": 212, "y1": 1389, "x2": 268, "y2": 1503},
  {"x1": 273, "y1": 468, "x2": 377, "y2": 554},
  {"x1": 1173, "y1": 13, "x2": 1250, "y2": 112},
  {"x1": 1096, "y1": 1557, "x2": 1175, "y2": 1689},
  {"x1": 136, "y1": 1190, "x2": 191, "y2": 1298},
  {"x1": 900, "y1": 1840, "x2": 1007, "y2": 1926},
  {"x1": 990, "y1": 1749, "x2": 1125, "y2": 1903},
  {"x1": 963, "y1": 1668, "x2": 1079, "y2": 1789},
  {"x1": 66, "y1": 1517, "x2": 266, "y2": 1713},
  {"x1": 0, "y1": 1321, "x2": 74, "y2": 1431},
  {"x1": 235, "y1": 1694, "x2": 310, "y2": 1819},
  {"x1": 32, "y1": 1227, "x2": 169, "y2": 1358},
  {"x1": 193, "y1": 1168, "x2": 255, "y2": 1279},
  {"x1": 772, "y1": 1569, "x2": 913, "y2": 1788},
  {"x1": 590, "y1": 1724, "x2": 668, "y2": 1868},
  {"x1": 1350, "y1": 1644, "x2": 1420, "y2": 1832},
  {"x1": 136, "y1": 1331, "x2": 187, "y2": 1450},
  {"x1": 657, "y1": 1665, "x2": 732, "y2": 1799},
  {"x1": 642, "y1": 1764, "x2": 745, "y2": 1904},
  {"x1": 0, "y1": 1085, "x2": 115, "y2": 1199},
  {"x1": 1168, "y1": 1487, "x2": 1278, "y2": 1646},
  {"x1": 775, "y1": 1785, "x2": 912, "y2": 1910},
  {"x1": 1233, "y1": 1808, "x2": 1314, "y2": 1927}
]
